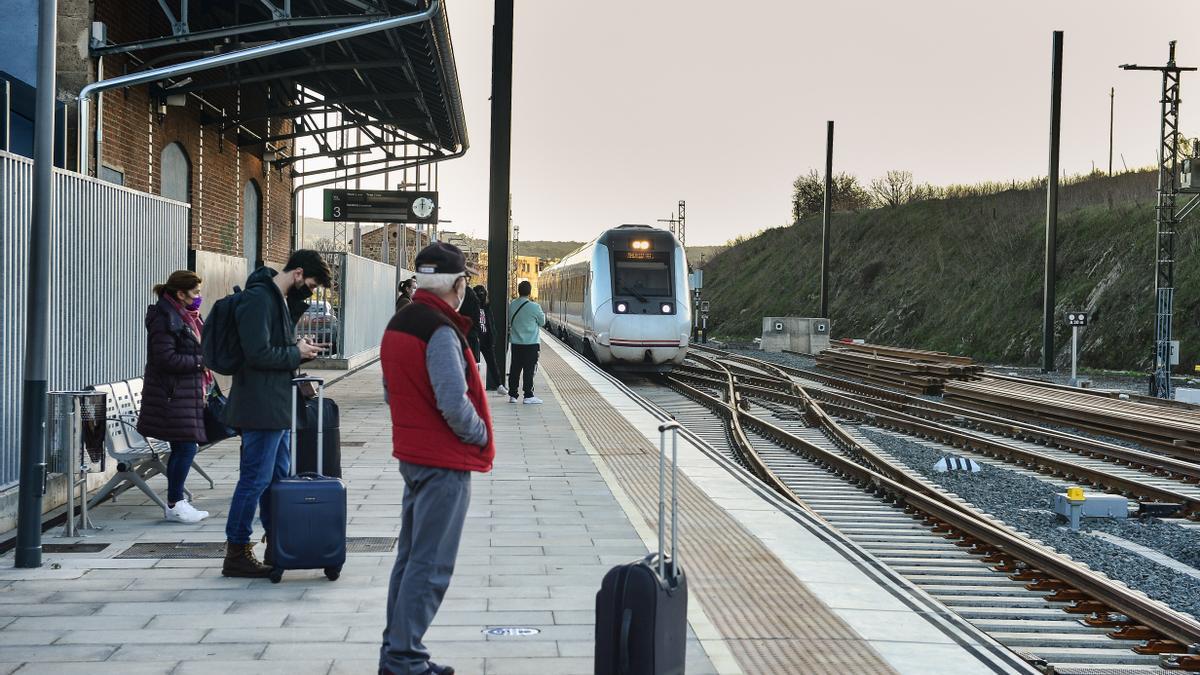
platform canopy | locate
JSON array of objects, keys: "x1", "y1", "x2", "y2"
[{"x1": 92, "y1": 0, "x2": 467, "y2": 161}]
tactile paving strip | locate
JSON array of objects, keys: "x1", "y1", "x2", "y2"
[
  {"x1": 116, "y1": 537, "x2": 396, "y2": 559},
  {"x1": 542, "y1": 348, "x2": 897, "y2": 674}
]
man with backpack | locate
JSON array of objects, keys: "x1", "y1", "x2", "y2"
[
  {"x1": 215, "y1": 250, "x2": 331, "y2": 577},
  {"x1": 506, "y1": 280, "x2": 546, "y2": 405}
]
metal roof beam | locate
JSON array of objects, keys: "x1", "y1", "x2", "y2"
[
  {"x1": 160, "y1": 59, "x2": 408, "y2": 95},
  {"x1": 91, "y1": 13, "x2": 387, "y2": 56}
]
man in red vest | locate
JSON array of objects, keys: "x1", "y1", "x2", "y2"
[{"x1": 378, "y1": 242, "x2": 495, "y2": 675}]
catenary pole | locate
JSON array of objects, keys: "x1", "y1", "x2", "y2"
[
  {"x1": 819, "y1": 121, "x2": 833, "y2": 319},
  {"x1": 1042, "y1": 31, "x2": 1063, "y2": 373},
  {"x1": 487, "y1": 0, "x2": 514, "y2": 381},
  {"x1": 15, "y1": 0, "x2": 58, "y2": 569}
]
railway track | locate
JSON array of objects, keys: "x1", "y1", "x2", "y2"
[
  {"x1": 631, "y1": 346, "x2": 1200, "y2": 672},
  {"x1": 689, "y1": 348, "x2": 1200, "y2": 516}
]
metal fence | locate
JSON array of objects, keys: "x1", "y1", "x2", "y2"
[
  {"x1": 305, "y1": 252, "x2": 397, "y2": 360},
  {"x1": 0, "y1": 150, "x2": 189, "y2": 488}
]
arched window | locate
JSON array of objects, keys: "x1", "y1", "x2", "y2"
[
  {"x1": 159, "y1": 142, "x2": 190, "y2": 203},
  {"x1": 243, "y1": 180, "x2": 262, "y2": 268}
]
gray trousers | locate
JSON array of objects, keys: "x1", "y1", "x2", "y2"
[{"x1": 380, "y1": 461, "x2": 472, "y2": 675}]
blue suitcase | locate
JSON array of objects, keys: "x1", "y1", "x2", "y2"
[
  {"x1": 595, "y1": 421, "x2": 688, "y2": 675},
  {"x1": 267, "y1": 376, "x2": 347, "y2": 583}
]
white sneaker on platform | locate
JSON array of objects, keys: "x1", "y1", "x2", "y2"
[
  {"x1": 523, "y1": 396, "x2": 544, "y2": 405},
  {"x1": 165, "y1": 500, "x2": 208, "y2": 524},
  {"x1": 508, "y1": 397, "x2": 519, "y2": 404},
  {"x1": 497, "y1": 385, "x2": 508, "y2": 396}
]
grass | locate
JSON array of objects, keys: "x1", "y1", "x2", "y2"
[{"x1": 701, "y1": 170, "x2": 1200, "y2": 371}]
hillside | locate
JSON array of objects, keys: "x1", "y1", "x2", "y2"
[{"x1": 701, "y1": 170, "x2": 1198, "y2": 371}]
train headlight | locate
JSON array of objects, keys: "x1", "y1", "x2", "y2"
[
  {"x1": 631, "y1": 240, "x2": 650, "y2": 250},
  {"x1": 615, "y1": 302, "x2": 629, "y2": 313},
  {"x1": 660, "y1": 303, "x2": 673, "y2": 314}
]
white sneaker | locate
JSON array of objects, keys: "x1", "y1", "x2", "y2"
[
  {"x1": 165, "y1": 499, "x2": 209, "y2": 524},
  {"x1": 523, "y1": 396, "x2": 544, "y2": 405},
  {"x1": 508, "y1": 397, "x2": 519, "y2": 404},
  {"x1": 497, "y1": 385, "x2": 508, "y2": 396}
]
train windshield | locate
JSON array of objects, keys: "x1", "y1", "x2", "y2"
[{"x1": 614, "y1": 255, "x2": 672, "y2": 298}]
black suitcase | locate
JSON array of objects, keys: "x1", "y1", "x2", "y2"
[
  {"x1": 293, "y1": 395, "x2": 341, "y2": 478},
  {"x1": 267, "y1": 377, "x2": 347, "y2": 583},
  {"x1": 595, "y1": 421, "x2": 688, "y2": 675}
]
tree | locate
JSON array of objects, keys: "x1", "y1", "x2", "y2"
[
  {"x1": 791, "y1": 169, "x2": 872, "y2": 220},
  {"x1": 869, "y1": 170, "x2": 916, "y2": 207}
]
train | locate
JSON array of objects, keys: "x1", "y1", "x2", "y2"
[{"x1": 538, "y1": 224, "x2": 691, "y2": 371}]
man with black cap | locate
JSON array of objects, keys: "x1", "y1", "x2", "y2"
[{"x1": 379, "y1": 242, "x2": 494, "y2": 675}]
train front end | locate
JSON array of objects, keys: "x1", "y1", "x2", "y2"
[{"x1": 592, "y1": 226, "x2": 691, "y2": 370}]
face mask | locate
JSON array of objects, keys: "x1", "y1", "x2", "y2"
[
  {"x1": 187, "y1": 295, "x2": 203, "y2": 311},
  {"x1": 454, "y1": 278, "x2": 467, "y2": 311}
]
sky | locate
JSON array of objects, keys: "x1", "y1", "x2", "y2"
[{"x1": 303, "y1": 1, "x2": 1200, "y2": 246}]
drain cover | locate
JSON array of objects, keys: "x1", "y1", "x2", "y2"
[
  {"x1": 116, "y1": 537, "x2": 396, "y2": 559},
  {"x1": 483, "y1": 627, "x2": 541, "y2": 637},
  {"x1": 346, "y1": 537, "x2": 396, "y2": 553},
  {"x1": 43, "y1": 543, "x2": 109, "y2": 553},
  {"x1": 342, "y1": 441, "x2": 367, "y2": 447},
  {"x1": 117, "y1": 542, "x2": 226, "y2": 559}
]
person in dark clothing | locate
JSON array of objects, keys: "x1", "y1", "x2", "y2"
[
  {"x1": 473, "y1": 285, "x2": 505, "y2": 394},
  {"x1": 221, "y1": 250, "x2": 331, "y2": 578},
  {"x1": 137, "y1": 270, "x2": 211, "y2": 524},
  {"x1": 457, "y1": 278, "x2": 482, "y2": 362},
  {"x1": 395, "y1": 277, "x2": 417, "y2": 313}
]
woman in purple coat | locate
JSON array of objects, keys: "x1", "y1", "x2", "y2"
[{"x1": 136, "y1": 270, "x2": 212, "y2": 523}]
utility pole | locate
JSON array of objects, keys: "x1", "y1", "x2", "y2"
[
  {"x1": 1042, "y1": 30, "x2": 1064, "y2": 373},
  {"x1": 677, "y1": 199, "x2": 686, "y2": 247},
  {"x1": 1122, "y1": 41, "x2": 1198, "y2": 399},
  {"x1": 1109, "y1": 87, "x2": 1115, "y2": 176},
  {"x1": 16, "y1": 0, "x2": 58, "y2": 569},
  {"x1": 657, "y1": 212, "x2": 679, "y2": 238},
  {"x1": 486, "y1": 0, "x2": 514, "y2": 366},
  {"x1": 819, "y1": 121, "x2": 833, "y2": 319}
]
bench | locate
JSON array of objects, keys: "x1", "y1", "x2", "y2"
[{"x1": 86, "y1": 378, "x2": 216, "y2": 511}]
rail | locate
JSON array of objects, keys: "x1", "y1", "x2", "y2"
[{"x1": 681, "y1": 345, "x2": 1200, "y2": 657}]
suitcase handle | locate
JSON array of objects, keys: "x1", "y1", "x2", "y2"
[
  {"x1": 657, "y1": 419, "x2": 681, "y2": 581},
  {"x1": 291, "y1": 376, "x2": 326, "y2": 477},
  {"x1": 619, "y1": 607, "x2": 633, "y2": 674}
]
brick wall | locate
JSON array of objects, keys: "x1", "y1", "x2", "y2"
[{"x1": 75, "y1": 2, "x2": 295, "y2": 261}]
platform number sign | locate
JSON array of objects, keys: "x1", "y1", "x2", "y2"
[{"x1": 1065, "y1": 311, "x2": 1089, "y2": 327}]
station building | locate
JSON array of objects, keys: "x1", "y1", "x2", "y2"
[{"x1": 0, "y1": 0, "x2": 467, "y2": 530}]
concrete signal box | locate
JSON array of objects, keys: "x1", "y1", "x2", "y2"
[{"x1": 761, "y1": 317, "x2": 831, "y2": 354}]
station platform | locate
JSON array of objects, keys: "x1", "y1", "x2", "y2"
[{"x1": 0, "y1": 336, "x2": 1033, "y2": 675}]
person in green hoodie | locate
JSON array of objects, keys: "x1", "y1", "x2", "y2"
[{"x1": 505, "y1": 280, "x2": 546, "y2": 404}]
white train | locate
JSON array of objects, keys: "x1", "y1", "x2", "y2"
[{"x1": 539, "y1": 224, "x2": 691, "y2": 371}]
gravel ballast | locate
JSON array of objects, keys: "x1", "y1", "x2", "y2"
[{"x1": 855, "y1": 425, "x2": 1200, "y2": 621}]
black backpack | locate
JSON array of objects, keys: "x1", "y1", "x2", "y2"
[{"x1": 203, "y1": 285, "x2": 244, "y2": 376}]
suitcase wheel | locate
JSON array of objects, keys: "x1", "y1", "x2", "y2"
[
  {"x1": 324, "y1": 566, "x2": 341, "y2": 581},
  {"x1": 269, "y1": 568, "x2": 283, "y2": 584}
]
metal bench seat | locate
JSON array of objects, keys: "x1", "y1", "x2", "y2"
[{"x1": 87, "y1": 378, "x2": 215, "y2": 511}]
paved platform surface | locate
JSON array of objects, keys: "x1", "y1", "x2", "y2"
[{"x1": 0, "y1": 361, "x2": 717, "y2": 674}]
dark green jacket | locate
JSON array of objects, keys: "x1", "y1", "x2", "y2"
[{"x1": 223, "y1": 267, "x2": 302, "y2": 430}]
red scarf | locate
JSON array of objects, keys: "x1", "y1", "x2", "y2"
[{"x1": 165, "y1": 293, "x2": 214, "y2": 393}]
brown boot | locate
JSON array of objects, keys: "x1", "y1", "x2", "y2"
[{"x1": 222, "y1": 541, "x2": 272, "y2": 578}]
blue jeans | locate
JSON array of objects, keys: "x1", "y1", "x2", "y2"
[
  {"x1": 225, "y1": 430, "x2": 290, "y2": 544},
  {"x1": 166, "y1": 441, "x2": 199, "y2": 504},
  {"x1": 380, "y1": 461, "x2": 472, "y2": 675}
]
